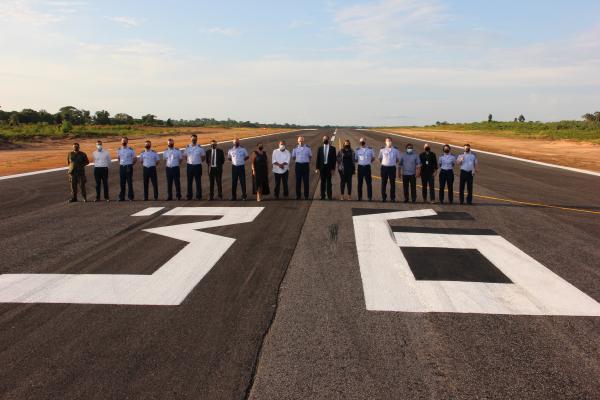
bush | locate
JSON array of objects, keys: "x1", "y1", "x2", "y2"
[{"x1": 60, "y1": 120, "x2": 73, "y2": 134}]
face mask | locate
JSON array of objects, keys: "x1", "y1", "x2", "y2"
[
  {"x1": 465, "y1": 147, "x2": 470, "y2": 153},
  {"x1": 211, "y1": 144, "x2": 217, "y2": 149},
  {"x1": 444, "y1": 149, "x2": 450, "y2": 154},
  {"x1": 344, "y1": 145, "x2": 350, "y2": 150},
  {"x1": 121, "y1": 143, "x2": 127, "y2": 147},
  {"x1": 258, "y1": 146, "x2": 264, "y2": 151},
  {"x1": 145, "y1": 145, "x2": 151, "y2": 150},
  {"x1": 168, "y1": 144, "x2": 174, "y2": 148},
  {"x1": 425, "y1": 147, "x2": 430, "y2": 152},
  {"x1": 323, "y1": 140, "x2": 329, "y2": 145},
  {"x1": 360, "y1": 141, "x2": 366, "y2": 147},
  {"x1": 406, "y1": 148, "x2": 413, "y2": 154},
  {"x1": 279, "y1": 145, "x2": 285, "y2": 151},
  {"x1": 97, "y1": 145, "x2": 102, "y2": 151},
  {"x1": 192, "y1": 140, "x2": 197, "y2": 145}
]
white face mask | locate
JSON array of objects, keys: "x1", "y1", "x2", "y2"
[
  {"x1": 279, "y1": 145, "x2": 285, "y2": 151},
  {"x1": 97, "y1": 145, "x2": 102, "y2": 151}
]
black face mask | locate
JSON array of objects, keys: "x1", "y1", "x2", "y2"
[
  {"x1": 344, "y1": 145, "x2": 350, "y2": 150},
  {"x1": 323, "y1": 140, "x2": 329, "y2": 145},
  {"x1": 425, "y1": 147, "x2": 430, "y2": 152},
  {"x1": 211, "y1": 144, "x2": 217, "y2": 149},
  {"x1": 168, "y1": 144, "x2": 174, "y2": 148},
  {"x1": 360, "y1": 141, "x2": 366, "y2": 146},
  {"x1": 444, "y1": 149, "x2": 450, "y2": 153},
  {"x1": 258, "y1": 146, "x2": 264, "y2": 151},
  {"x1": 145, "y1": 145, "x2": 151, "y2": 150}
]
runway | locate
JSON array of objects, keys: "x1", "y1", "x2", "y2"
[{"x1": 1, "y1": 128, "x2": 599, "y2": 399}]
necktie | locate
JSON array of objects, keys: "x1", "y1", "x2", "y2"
[{"x1": 212, "y1": 150, "x2": 216, "y2": 167}]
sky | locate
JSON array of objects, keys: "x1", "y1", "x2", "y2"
[{"x1": 1, "y1": 0, "x2": 599, "y2": 126}]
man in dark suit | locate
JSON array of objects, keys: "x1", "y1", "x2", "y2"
[
  {"x1": 206, "y1": 139, "x2": 225, "y2": 200},
  {"x1": 315, "y1": 134, "x2": 337, "y2": 200}
]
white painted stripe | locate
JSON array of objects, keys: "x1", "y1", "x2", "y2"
[
  {"x1": 358, "y1": 128, "x2": 600, "y2": 177},
  {"x1": 0, "y1": 128, "x2": 319, "y2": 181},
  {"x1": 353, "y1": 209, "x2": 600, "y2": 315},
  {"x1": 0, "y1": 207, "x2": 264, "y2": 305},
  {"x1": 131, "y1": 207, "x2": 165, "y2": 217}
]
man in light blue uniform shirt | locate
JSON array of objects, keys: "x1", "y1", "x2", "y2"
[
  {"x1": 163, "y1": 138, "x2": 183, "y2": 201},
  {"x1": 438, "y1": 144, "x2": 457, "y2": 204},
  {"x1": 355, "y1": 137, "x2": 375, "y2": 201},
  {"x1": 399, "y1": 143, "x2": 421, "y2": 203},
  {"x1": 138, "y1": 140, "x2": 160, "y2": 201},
  {"x1": 228, "y1": 137, "x2": 249, "y2": 201},
  {"x1": 291, "y1": 136, "x2": 312, "y2": 200},
  {"x1": 378, "y1": 137, "x2": 400, "y2": 202},
  {"x1": 117, "y1": 137, "x2": 137, "y2": 201},
  {"x1": 457, "y1": 143, "x2": 478, "y2": 205},
  {"x1": 184, "y1": 134, "x2": 206, "y2": 200}
]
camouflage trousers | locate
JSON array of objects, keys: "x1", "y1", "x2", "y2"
[{"x1": 69, "y1": 172, "x2": 87, "y2": 200}]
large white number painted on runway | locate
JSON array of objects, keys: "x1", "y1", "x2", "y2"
[
  {"x1": 354, "y1": 209, "x2": 600, "y2": 316},
  {"x1": 0, "y1": 207, "x2": 263, "y2": 306}
]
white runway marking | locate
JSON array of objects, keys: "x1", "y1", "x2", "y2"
[
  {"x1": 131, "y1": 207, "x2": 165, "y2": 217},
  {"x1": 358, "y1": 129, "x2": 600, "y2": 177},
  {"x1": 0, "y1": 207, "x2": 263, "y2": 306},
  {"x1": 353, "y1": 210, "x2": 600, "y2": 316}
]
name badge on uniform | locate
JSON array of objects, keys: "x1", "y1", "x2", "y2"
[{"x1": 426, "y1": 161, "x2": 429, "y2": 165}]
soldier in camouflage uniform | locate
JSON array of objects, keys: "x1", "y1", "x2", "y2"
[{"x1": 67, "y1": 143, "x2": 90, "y2": 202}]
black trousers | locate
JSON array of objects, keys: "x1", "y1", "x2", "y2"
[
  {"x1": 209, "y1": 166, "x2": 223, "y2": 199},
  {"x1": 402, "y1": 174, "x2": 417, "y2": 202},
  {"x1": 421, "y1": 172, "x2": 435, "y2": 201},
  {"x1": 357, "y1": 165, "x2": 372, "y2": 200},
  {"x1": 319, "y1": 168, "x2": 333, "y2": 199},
  {"x1": 459, "y1": 170, "x2": 474, "y2": 204},
  {"x1": 231, "y1": 165, "x2": 247, "y2": 199},
  {"x1": 186, "y1": 164, "x2": 202, "y2": 199},
  {"x1": 274, "y1": 171, "x2": 289, "y2": 198},
  {"x1": 380, "y1": 166, "x2": 397, "y2": 201},
  {"x1": 339, "y1": 170, "x2": 352, "y2": 195},
  {"x1": 143, "y1": 166, "x2": 158, "y2": 200},
  {"x1": 94, "y1": 167, "x2": 109, "y2": 200},
  {"x1": 295, "y1": 163, "x2": 310, "y2": 200},
  {"x1": 119, "y1": 165, "x2": 134, "y2": 200},
  {"x1": 439, "y1": 169, "x2": 454, "y2": 203},
  {"x1": 166, "y1": 166, "x2": 181, "y2": 200}
]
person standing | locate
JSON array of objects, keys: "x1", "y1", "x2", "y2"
[
  {"x1": 272, "y1": 140, "x2": 291, "y2": 199},
  {"x1": 92, "y1": 140, "x2": 111, "y2": 202},
  {"x1": 67, "y1": 142, "x2": 89, "y2": 203},
  {"x1": 378, "y1": 137, "x2": 400, "y2": 202},
  {"x1": 419, "y1": 143, "x2": 438, "y2": 203},
  {"x1": 399, "y1": 143, "x2": 421, "y2": 203},
  {"x1": 138, "y1": 140, "x2": 160, "y2": 201},
  {"x1": 316, "y1": 135, "x2": 336, "y2": 200},
  {"x1": 163, "y1": 138, "x2": 183, "y2": 201},
  {"x1": 337, "y1": 139, "x2": 355, "y2": 200},
  {"x1": 184, "y1": 134, "x2": 206, "y2": 200},
  {"x1": 355, "y1": 137, "x2": 375, "y2": 201},
  {"x1": 291, "y1": 136, "x2": 312, "y2": 200},
  {"x1": 228, "y1": 137, "x2": 249, "y2": 201},
  {"x1": 251, "y1": 143, "x2": 270, "y2": 202},
  {"x1": 206, "y1": 139, "x2": 225, "y2": 200},
  {"x1": 457, "y1": 143, "x2": 478, "y2": 205},
  {"x1": 438, "y1": 144, "x2": 456, "y2": 204},
  {"x1": 117, "y1": 137, "x2": 136, "y2": 201}
]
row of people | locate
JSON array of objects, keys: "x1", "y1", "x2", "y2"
[{"x1": 66, "y1": 134, "x2": 478, "y2": 204}]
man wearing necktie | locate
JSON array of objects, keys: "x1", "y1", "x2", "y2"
[
  {"x1": 316, "y1": 134, "x2": 336, "y2": 200},
  {"x1": 206, "y1": 139, "x2": 225, "y2": 200}
]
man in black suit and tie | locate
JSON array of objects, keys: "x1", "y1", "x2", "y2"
[
  {"x1": 206, "y1": 139, "x2": 225, "y2": 200},
  {"x1": 315, "y1": 134, "x2": 336, "y2": 200}
]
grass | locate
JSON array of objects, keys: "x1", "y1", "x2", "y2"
[
  {"x1": 0, "y1": 123, "x2": 255, "y2": 142},
  {"x1": 402, "y1": 121, "x2": 600, "y2": 143}
]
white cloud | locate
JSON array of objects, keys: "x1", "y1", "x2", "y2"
[
  {"x1": 289, "y1": 19, "x2": 312, "y2": 29},
  {"x1": 205, "y1": 27, "x2": 239, "y2": 37},
  {"x1": 108, "y1": 16, "x2": 142, "y2": 28},
  {"x1": 0, "y1": 0, "x2": 65, "y2": 24}
]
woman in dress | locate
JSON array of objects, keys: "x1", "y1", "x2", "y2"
[
  {"x1": 251, "y1": 143, "x2": 270, "y2": 202},
  {"x1": 337, "y1": 139, "x2": 356, "y2": 200}
]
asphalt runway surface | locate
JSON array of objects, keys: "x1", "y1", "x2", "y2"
[{"x1": 1, "y1": 128, "x2": 599, "y2": 399}]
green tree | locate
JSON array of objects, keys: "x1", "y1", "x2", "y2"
[
  {"x1": 141, "y1": 114, "x2": 157, "y2": 125},
  {"x1": 59, "y1": 106, "x2": 85, "y2": 125},
  {"x1": 518, "y1": 114, "x2": 526, "y2": 123},
  {"x1": 94, "y1": 110, "x2": 111, "y2": 125},
  {"x1": 488, "y1": 114, "x2": 493, "y2": 123},
  {"x1": 59, "y1": 120, "x2": 73, "y2": 133},
  {"x1": 166, "y1": 118, "x2": 174, "y2": 127},
  {"x1": 114, "y1": 113, "x2": 134, "y2": 124},
  {"x1": 8, "y1": 113, "x2": 19, "y2": 126}
]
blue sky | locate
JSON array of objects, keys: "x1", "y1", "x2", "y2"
[{"x1": 1, "y1": 0, "x2": 599, "y2": 126}]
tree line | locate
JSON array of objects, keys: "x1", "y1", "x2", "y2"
[{"x1": 0, "y1": 106, "x2": 322, "y2": 129}]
